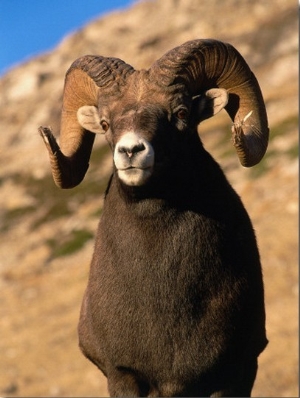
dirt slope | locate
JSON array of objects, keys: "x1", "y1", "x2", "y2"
[{"x1": 0, "y1": 0, "x2": 298, "y2": 396}]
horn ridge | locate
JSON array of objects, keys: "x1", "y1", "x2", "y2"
[{"x1": 68, "y1": 56, "x2": 135, "y2": 89}]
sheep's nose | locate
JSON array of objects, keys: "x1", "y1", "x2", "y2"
[
  {"x1": 114, "y1": 133, "x2": 155, "y2": 182},
  {"x1": 118, "y1": 143, "x2": 146, "y2": 158}
]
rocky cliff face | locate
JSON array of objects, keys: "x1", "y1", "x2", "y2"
[{"x1": 0, "y1": 0, "x2": 298, "y2": 396}]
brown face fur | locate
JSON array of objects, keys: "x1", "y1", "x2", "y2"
[{"x1": 100, "y1": 70, "x2": 192, "y2": 148}]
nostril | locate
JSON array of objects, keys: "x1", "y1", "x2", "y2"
[
  {"x1": 132, "y1": 143, "x2": 146, "y2": 153},
  {"x1": 119, "y1": 143, "x2": 146, "y2": 158}
]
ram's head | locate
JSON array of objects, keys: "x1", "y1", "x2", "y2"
[{"x1": 39, "y1": 39, "x2": 269, "y2": 188}]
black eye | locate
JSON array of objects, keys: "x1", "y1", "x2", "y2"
[
  {"x1": 176, "y1": 109, "x2": 188, "y2": 120},
  {"x1": 100, "y1": 120, "x2": 109, "y2": 132}
]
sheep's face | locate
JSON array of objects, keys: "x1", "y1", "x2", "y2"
[
  {"x1": 109, "y1": 98, "x2": 192, "y2": 187},
  {"x1": 77, "y1": 76, "x2": 228, "y2": 187}
]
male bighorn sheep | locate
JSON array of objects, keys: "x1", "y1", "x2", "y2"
[{"x1": 39, "y1": 39, "x2": 268, "y2": 397}]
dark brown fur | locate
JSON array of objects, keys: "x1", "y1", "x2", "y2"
[{"x1": 78, "y1": 123, "x2": 267, "y2": 397}]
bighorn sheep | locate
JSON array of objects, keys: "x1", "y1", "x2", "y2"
[{"x1": 39, "y1": 39, "x2": 268, "y2": 397}]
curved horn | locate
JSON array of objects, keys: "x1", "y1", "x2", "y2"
[
  {"x1": 39, "y1": 56, "x2": 134, "y2": 188},
  {"x1": 150, "y1": 39, "x2": 269, "y2": 167}
]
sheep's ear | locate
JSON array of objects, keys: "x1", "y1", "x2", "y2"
[
  {"x1": 77, "y1": 105, "x2": 104, "y2": 134},
  {"x1": 193, "y1": 88, "x2": 228, "y2": 123}
]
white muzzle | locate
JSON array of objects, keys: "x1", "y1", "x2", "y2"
[{"x1": 113, "y1": 132, "x2": 155, "y2": 186}]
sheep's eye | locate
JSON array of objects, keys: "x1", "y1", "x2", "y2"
[
  {"x1": 176, "y1": 109, "x2": 188, "y2": 120},
  {"x1": 100, "y1": 120, "x2": 109, "y2": 132}
]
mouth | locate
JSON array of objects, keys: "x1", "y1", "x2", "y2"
[
  {"x1": 117, "y1": 166, "x2": 153, "y2": 186},
  {"x1": 121, "y1": 166, "x2": 151, "y2": 171}
]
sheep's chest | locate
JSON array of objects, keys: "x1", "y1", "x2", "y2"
[{"x1": 85, "y1": 199, "x2": 244, "y2": 377}]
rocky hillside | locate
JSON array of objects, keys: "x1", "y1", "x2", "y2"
[{"x1": 0, "y1": 0, "x2": 298, "y2": 396}]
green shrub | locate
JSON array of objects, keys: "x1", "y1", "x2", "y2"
[{"x1": 47, "y1": 229, "x2": 94, "y2": 259}]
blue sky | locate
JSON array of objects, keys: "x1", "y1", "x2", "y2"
[{"x1": 0, "y1": 0, "x2": 135, "y2": 76}]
